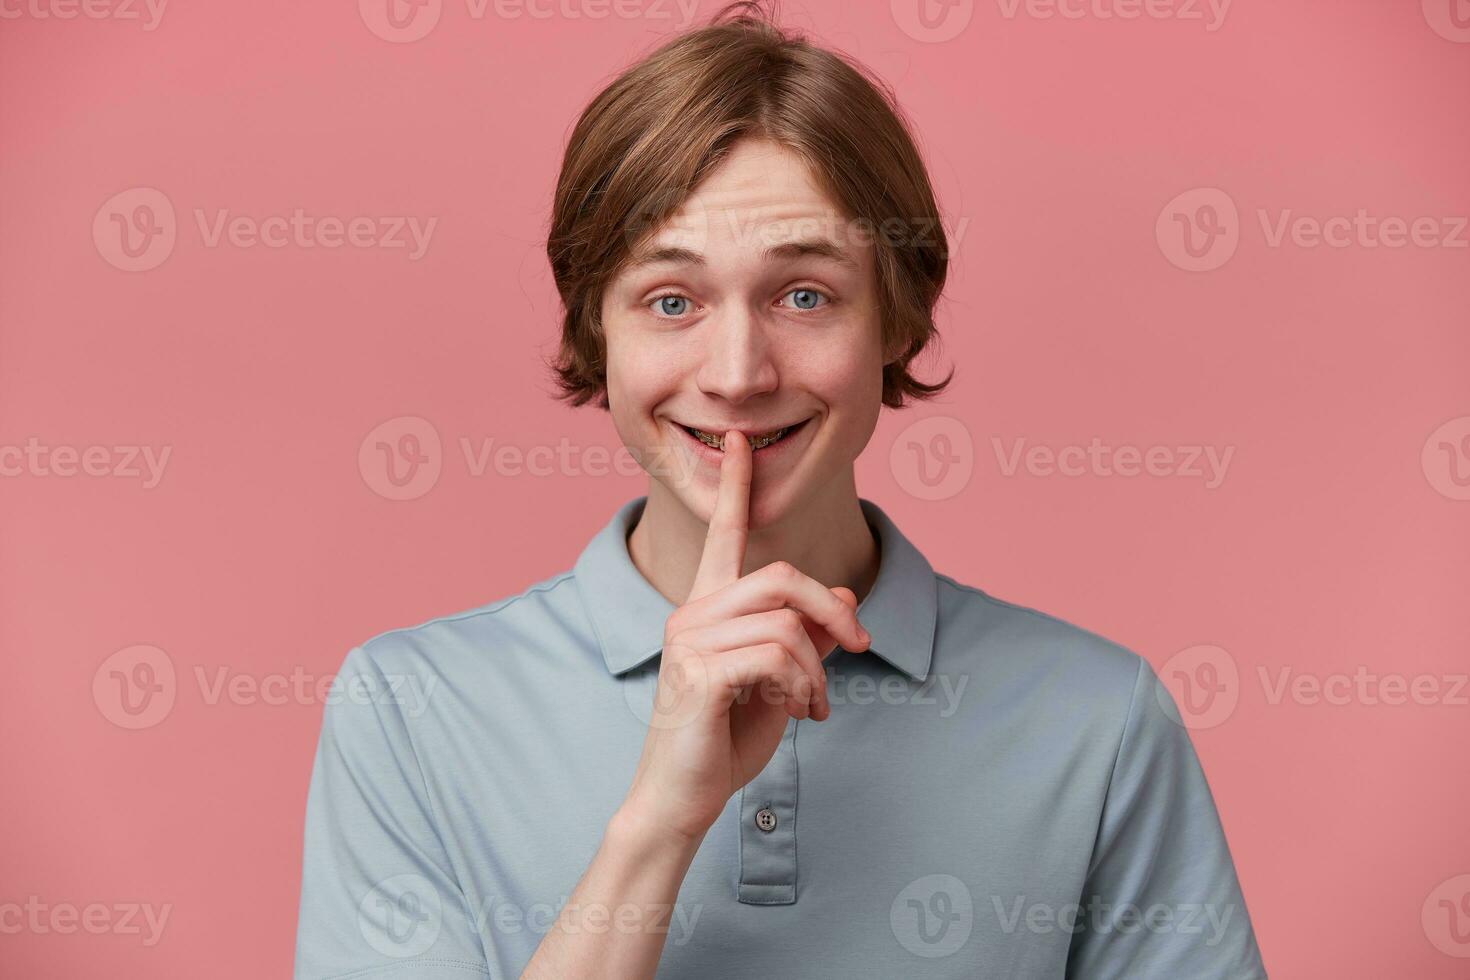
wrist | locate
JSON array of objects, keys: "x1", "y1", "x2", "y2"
[{"x1": 609, "y1": 797, "x2": 710, "y2": 861}]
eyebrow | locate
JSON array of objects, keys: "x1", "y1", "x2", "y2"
[{"x1": 623, "y1": 237, "x2": 858, "y2": 271}]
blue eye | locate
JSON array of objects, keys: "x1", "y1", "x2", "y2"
[
  {"x1": 652, "y1": 295, "x2": 690, "y2": 317},
  {"x1": 782, "y1": 288, "x2": 828, "y2": 311}
]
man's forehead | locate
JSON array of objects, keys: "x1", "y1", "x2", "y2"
[
  {"x1": 669, "y1": 172, "x2": 839, "y2": 225},
  {"x1": 631, "y1": 136, "x2": 860, "y2": 254},
  {"x1": 635, "y1": 205, "x2": 865, "y2": 263}
]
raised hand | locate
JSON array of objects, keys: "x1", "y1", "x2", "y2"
[{"x1": 622, "y1": 430, "x2": 869, "y2": 843}]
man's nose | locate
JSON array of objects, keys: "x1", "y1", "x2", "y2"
[{"x1": 694, "y1": 306, "x2": 779, "y2": 404}]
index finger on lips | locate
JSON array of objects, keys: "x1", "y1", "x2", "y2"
[{"x1": 688, "y1": 430, "x2": 752, "y2": 602}]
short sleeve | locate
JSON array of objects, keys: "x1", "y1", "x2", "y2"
[
  {"x1": 294, "y1": 647, "x2": 491, "y2": 980},
  {"x1": 1065, "y1": 656, "x2": 1268, "y2": 979}
]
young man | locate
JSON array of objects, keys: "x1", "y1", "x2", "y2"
[{"x1": 295, "y1": 7, "x2": 1267, "y2": 978}]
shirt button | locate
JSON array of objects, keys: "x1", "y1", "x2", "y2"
[{"x1": 754, "y1": 807, "x2": 778, "y2": 833}]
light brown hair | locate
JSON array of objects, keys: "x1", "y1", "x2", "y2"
[{"x1": 547, "y1": 0, "x2": 951, "y2": 409}]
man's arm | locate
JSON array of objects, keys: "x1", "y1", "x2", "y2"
[
  {"x1": 294, "y1": 646, "x2": 490, "y2": 980},
  {"x1": 1065, "y1": 655, "x2": 1268, "y2": 979},
  {"x1": 518, "y1": 804, "x2": 703, "y2": 979}
]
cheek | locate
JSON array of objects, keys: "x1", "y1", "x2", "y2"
[
  {"x1": 602, "y1": 315, "x2": 682, "y2": 435},
  {"x1": 601, "y1": 316, "x2": 641, "y2": 447},
  {"x1": 788, "y1": 320, "x2": 884, "y2": 410},
  {"x1": 783, "y1": 321, "x2": 885, "y2": 459},
  {"x1": 831, "y1": 351, "x2": 885, "y2": 449}
]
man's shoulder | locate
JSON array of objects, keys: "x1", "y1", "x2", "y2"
[
  {"x1": 347, "y1": 569, "x2": 585, "y2": 678},
  {"x1": 932, "y1": 573, "x2": 1148, "y2": 701}
]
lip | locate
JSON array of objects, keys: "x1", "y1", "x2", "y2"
[{"x1": 669, "y1": 416, "x2": 814, "y2": 467}]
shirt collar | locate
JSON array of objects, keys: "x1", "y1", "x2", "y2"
[{"x1": 573, "y1": 496, "x2": 937, "y2": 682}]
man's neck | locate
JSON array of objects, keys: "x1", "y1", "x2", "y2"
[{"x1": 627, "y1": 473, "x2": 881, "y2": 607}]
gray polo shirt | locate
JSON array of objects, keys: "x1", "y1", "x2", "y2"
[{"x1": 295, "y1": 496, "x2": 1267, "y2": 979}]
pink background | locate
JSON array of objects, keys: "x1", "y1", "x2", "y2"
[{"x1": 2, "y1": 1, "x2": 1468, "y2": 976}]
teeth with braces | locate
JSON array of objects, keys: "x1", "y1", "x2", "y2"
[{"x1": 689, "y1": 426, "x2": 790, "y2": 451}]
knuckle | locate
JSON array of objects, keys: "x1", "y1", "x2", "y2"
[
  {"x1": 775, "y1": 607, "x2": 803, "y2": 631},
  {"x1": 765, "y1": 560, "x2": 797, "y2": 581},
  {"x1": 658, "y1": 656, "x2": 702, "y2": 695},
  {"x1": 757, "y1": 642, "x2": 788, "y2": 668}
]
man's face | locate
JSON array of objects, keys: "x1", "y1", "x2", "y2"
[{"x1": 601, "y1": 138, "x2": 885, "y2": 529}]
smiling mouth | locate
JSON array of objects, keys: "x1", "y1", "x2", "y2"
[{"x1": 678, "y1": 419, "x2": 809, "y2": 452}]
